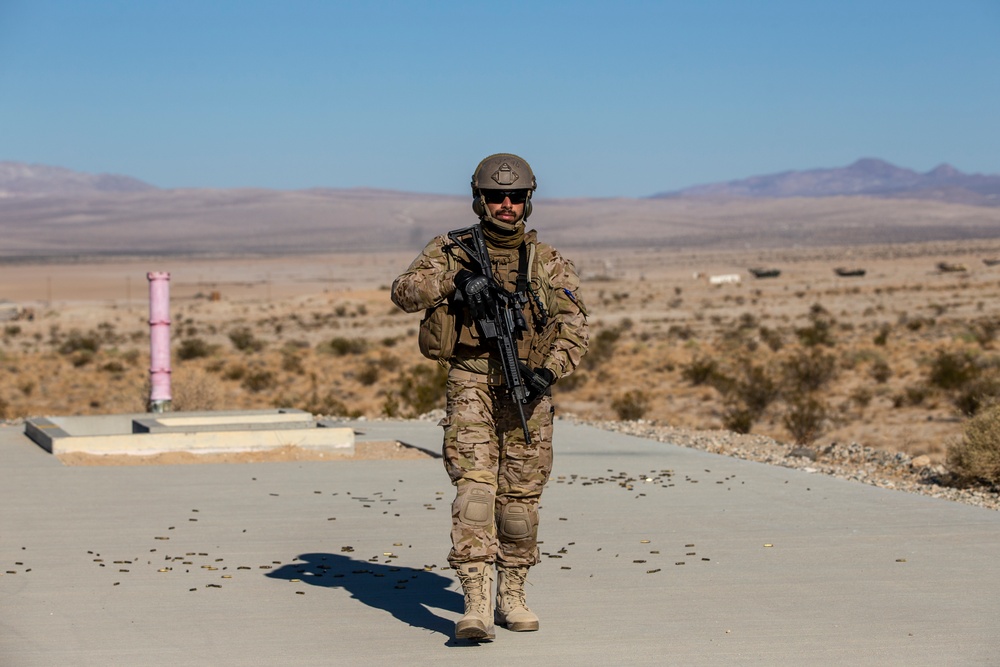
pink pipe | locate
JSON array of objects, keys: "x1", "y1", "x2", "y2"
[{"x1": 147, "y1": 272, "x2": 172, "y2": 412}]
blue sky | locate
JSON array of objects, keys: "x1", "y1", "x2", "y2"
[{"x1": 1, "y1": 0, "x2": 997, "y2": 197}]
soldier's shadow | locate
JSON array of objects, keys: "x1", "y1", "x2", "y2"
[{"x1": 266, "y1": 552, "x2": 462, "y2": 639}]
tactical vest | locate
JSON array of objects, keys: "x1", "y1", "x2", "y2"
[{"x1": 418, "y1": 235, "x2": 551, "y2": 369}]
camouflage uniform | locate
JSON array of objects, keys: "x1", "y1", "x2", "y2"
[{"x1": 392, "y1": 229, "x2": 588, "y2": 569}]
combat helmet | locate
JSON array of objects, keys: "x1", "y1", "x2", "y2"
[{"x1": 471, "y1": 153, "x2": 537, "y2": 220}]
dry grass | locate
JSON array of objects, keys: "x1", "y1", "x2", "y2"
[{"x1": 4, "y1": 238, "x2": 1000, "y2": 466}]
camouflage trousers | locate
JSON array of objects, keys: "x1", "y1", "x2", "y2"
[{"x1": 441, "y1": 367, "x2": 554, "y2": 568}]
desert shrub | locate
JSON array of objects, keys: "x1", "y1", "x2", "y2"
[
  {"x1": 178, "y1": 337, "x2": 213, "y2": 360},
  {"x1": 557, "y1": 370, "x2": 586, "y2": 391},
  {"x1": 297, "y1": 372, "x2": 355, "y2": 416},
  {"x1": 970, "y1": 317, "x2": 1000, "y2": 348},
  {"x1": 905, "y1": 316, "x2": 934, "y2": 332},
  {"x1": 758, "y1": 326, "x2": 784, "y2": 352},
  {"x1": 4, "y1": 325, "x2": 21, "y2": 337},
  {"x1": 870, "y1": 358, "x2": 892, "y2": 384},
  {"x1": 903, "y1": 385, "x2": 928, "y2": 406},
  {"x1": 242, "y1": 369, "x2": 276, "y2": 393},
  {"x1": 953, "y1": 371, "x2": 1000, "y2": 417},
  {"x1": 780, "y1": 348, "x2": 837, "y2": 394},
  {"x1": 873, "y1": 323, "x2": 891, "y2": 346},
  {"x1": 381, "y1": 336, "x2": 399, "y2": 348},
  {"x1": 667, "y1": 324, "x2": 695, "y2": 340},
  {"x1": 850, "y1": 386, "x2": 873, "y2": 409},
  {"x1": 170, "y1": 370, "x2": 221, "y2": 411},
  {"x1": 228, "y1": 327, "x2": 264, "y2": 352},
  {"x1": 783, "y1": 395, "x2": 828, "y2": 445},
  {"x1": 712, "y1": 360, "x2": 779, "y2": 429},
  {"x1": 95, "y1": 322, "x2": 124, "y2": 345},
  {"x1": 71, "y1": 351, "x2": 95, "y2": 367},
  {"x1": 382, "y1": 393, "x2": 401, "y2": 418},
  {"x1": 722, "y1": 407, "x2": 755, "y2": 434},
  {"x1": 681, "y1": 355, "x2": 720, "y2": 386},
  {"x1": 323, "y1": 337, "x2": 368, "y2": 356},
  {"x1": 59, "y1": 329, "x2": 100, "y2": 355},
  {"x1": 795, "y1": 319, "x2": 835, "y2": 347},
  {"x1": 719, "y1": 321, "x2": 757, "y2": 351},
  {"x1": 794, "y1": 304, "x2": 836, "y2": 347},
  {"x1": 611, "y1": 390, "x2": 649, "y2": 421},
  {"x1": 736, "y1": 312, "x2": 758, "y2": 330},
  {"x1": 399, "y1": 364, "x2": 448, "y2": 415},
  {"x1": 281, "y1": 351, "x2": 305, "y2": 374},
  {"x1": 0, "y1": 396, "x2": 8, "y2": 419},
  {"x1": 927, "y1": 348, "x2": 978, "y2": 391},
  {"x1": 583, "y1": 327, "x2": 622, "y2": 367},
  {"x1": 356, "y1": 363, "x2": 380, "y2": 387},
  {"x1": 223, "y1": 364, "x2": 247, "y2": 381},
  {"x1": 376, "y1": 354, "x2": 401, "y2": 372},
  {"x1": 947, "y1": 404, "x2": 1000, "y2": 486},
  {"x1": 100, "y1": 360, "x2": 126, "y2": 373}
]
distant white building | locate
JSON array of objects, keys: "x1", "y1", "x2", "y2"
[{"x1": 708, "y1": 274, "x2": 742, "y2": 285}]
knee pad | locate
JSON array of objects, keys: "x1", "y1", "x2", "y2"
[
  {"x1": 458, "y1": 485, "x2": 494, "y2": 526},
  {"x1": 498, "y1": 502, "x2": 536, "y2": 541}
]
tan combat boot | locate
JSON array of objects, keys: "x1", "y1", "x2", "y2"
[
  {"x1": 455, "y1": 562, "x2": 495, "y2": 640},
  {"x1": 495, "y1": 565, "x2": 539, "y2": 632}
]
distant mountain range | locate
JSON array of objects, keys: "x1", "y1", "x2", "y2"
[
  {"x1": 2, "y1": 157, "x2": 999, "y2": 205},
  {"x1": 652, "y1": 158, "x2": 1000, "y2": 206},
  {"x1": 3, "y1": 159, "x2": 1000, "y2": 258},
  {"x1": 0, "y1": 162, "x2": 155, "y2": 196}
]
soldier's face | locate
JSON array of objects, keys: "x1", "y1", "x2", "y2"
[{"x1": 484, "y1": 191, "x2": 526, "y2": 224}]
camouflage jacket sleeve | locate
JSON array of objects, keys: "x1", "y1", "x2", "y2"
[
  {"x1": 390, "y1": 235, "x2": 460, "y2": 313},
  {"x1": 535, "y1": 241, "x2": 589, "y2": 380}
]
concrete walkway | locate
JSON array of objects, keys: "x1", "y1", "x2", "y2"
[{"x1": 1, "y1": 419, "x2": 998, "y2": 666}]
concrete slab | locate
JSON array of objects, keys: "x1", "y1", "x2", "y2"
[
  {"x1": 24, "y1": 409, "x2": 354, "y2": 456},
  {"x1": 133, "y1": 410, "x2": 315, "y2": 433},
  {"x1": 1, "y1": 419, "x2": 998, "y2": 666}
]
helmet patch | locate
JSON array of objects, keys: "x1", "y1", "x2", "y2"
[{"x1": 491, "y1": 163, "x2": 519, "y2": 187}]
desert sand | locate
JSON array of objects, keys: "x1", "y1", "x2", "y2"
[{"x1": 3, "y1": 237, "x2": 1000, "y2": 466}]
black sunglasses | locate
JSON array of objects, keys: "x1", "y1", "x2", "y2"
[{"x1": 482, "y1": 189, "x2": 529, "y2": 205}]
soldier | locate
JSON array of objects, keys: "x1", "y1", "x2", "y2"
[{"x1": 391, "y1": 153, "x2": 588, "y2": 641}]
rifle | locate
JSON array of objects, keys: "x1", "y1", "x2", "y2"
[{"x1": 447, "y1": 224, "x2": 534, "y2": 444}]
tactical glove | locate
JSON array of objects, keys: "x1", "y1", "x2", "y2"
[
  {"x1": 454, "y1": 270, "x2": 493, "y2": 321},
  {"x1": 523, "y1": 367, "x2": 556, "y2": 402}
]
